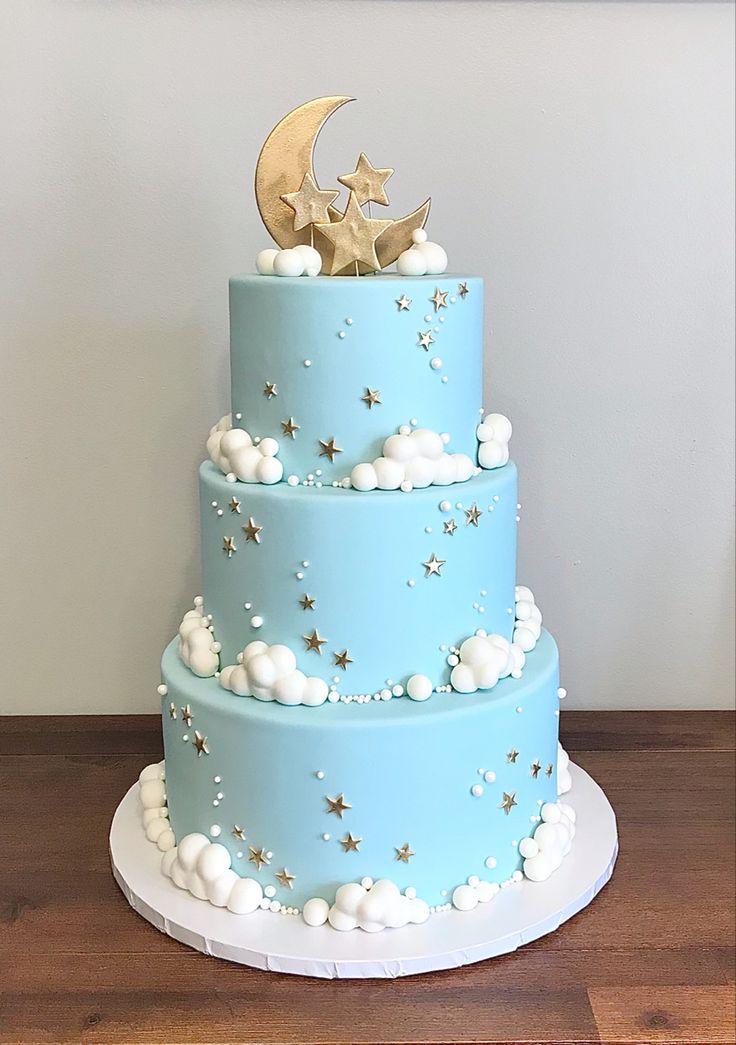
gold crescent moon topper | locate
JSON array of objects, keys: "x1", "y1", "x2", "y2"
[{"x1": 254, "y1": 96, "x2": 431, "y2": 276}]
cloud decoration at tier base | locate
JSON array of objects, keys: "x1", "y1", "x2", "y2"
[
  {"x1": 177, "y1": 597, "x2": 220, "y2": 678},
  {"x1": 207, "y1": 414, "x2": 283, "y2": 485},
  {"x1": 448, "y1": 587, "x2": 541, "y2": 694},
  {"x1": 519, "y1": 801, "x2": 576, "y2": 882},
  {"x1": 477, "y1": 413, "x2": 512, "y2": 469},
  {"x1": 256, "y1": 244, "x2": 322, "y2": 277},
  {"x1": 138, "y1": 762, "x2": 175, "y2": 852},
  {"x1": 219, "y1": 641, "x2": 330, "y2": 706},
  {"x1": 396, "y1": 229, "x2": 448, "y2": 276},
  {"x1": 348, "y1": 426, "x2": 475, "y2": 492}
]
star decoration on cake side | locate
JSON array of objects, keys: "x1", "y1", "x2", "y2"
[
  {"x1": 443, "y1": 518, "x2": 458, "y2": 536},
  {"x1": 263, "y1": 382, "x2": 278, "y2": 399},
  {"x1": 507, "y1": 748, "x2": 519, "y2": 763},
  {"x1": 242, "y1": 517, "x2": 262, "y2": 544},
  {"x1": 168, "y1": 702, "x2": 177, "y2": 719},
  {"x1": 337, "y1": 152, "x2": 394, "y2": 207},
  {"x1": 192, "y1": 731, "x2": 209, "y2": 757},
  {"x1": 430, "y1": 287, "x2": 448, "y2": 312},
  {"x1": 340, "y1": 832, "x2": 362, "y2": 853},
  {"x1": 361, "y1": 387, "x2": 381, "y2": 409},
  {"x1": 333, "y1": 649, "x2": 353, "y2": 671},
  {"x1": 325, "y1": 793, "x2": 352, "y2": 818},
  {"x1": 228, "y1": 497, "x2": 241, "y2": 513},
  {"x1": 394, "y1": 843, "x2": 415, "y2": 864},
  {"x1": 316, "y1": 191, "x2": 392, "y2": 275},
  {"x1": 222, "y1": 536, "x2": 237, "y2": 557},
  {"x1": 465, "y1": 503, "x2": 483, "y2": 527},
  {"x1": 499, "y1": 791, "x2": 518, "y2": 815},
  {"x1": 417, "y1": 330, "x2": 434, "y2": 350},
  {"x1": 181, "y1": 704, "x2": 193, "y2": 727},
  {"x1": 231, "y1": 825, "x2": 246, "y2": 841},
  {"x1": 396, "y1": 294, "x2": 411, "y2": 311},
  {"x1": 318, "y1": 437, "x2": 343, "y2": 462},
  {"x1": 530, "y1": 759, "x2": 542, "y2": 779},
  {"x1": 545, "y1": 763, "x2": 554, "y2": 778},
  {"x1": 248, "y1": 846, "x2": 270, "y2": 870},
  {"x1": 274, "y1": 868, "x2": 296, "y2": 890},
  {"x1": 423, "y1": 553, "x2": 445, "y2": 577},
  {"x1": 280, "y1": 172, "x2": 340, "y2": 231},
  {"x1": 299, "y1": 593, "x2": 316, "y2": 610},
  {"x1": 458, "y1": 281, "x2": 469, "y2": 299},
  {"x1": 303, "y1": 629, "x2": 327, "y2": 654},
  {"x1": 280, "y1": 417, "x2": 300, "y2": 439}
]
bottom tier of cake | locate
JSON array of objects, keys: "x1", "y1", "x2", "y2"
[{"x1": 159, "y1": 629, "x2": 563, "y2": 912}]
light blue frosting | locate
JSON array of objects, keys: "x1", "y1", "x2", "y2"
[
  {"x1": 200, "y1": 459, "x2": 517, "y2": 691},
  {"x1": 229, "y1": 274, "x2": 483, "y2": 476},
  {"x1": 161, "y1": 630, "x2": 560, "y2": 907}
]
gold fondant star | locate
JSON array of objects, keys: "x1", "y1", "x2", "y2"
[
  {"x1": 337, "y1": 153, "x2": 394, "y2": 207},
  {"x1": 499, "y1": 791, "x2": 518, "y2": 815},
  {"x1": 181, "y1": 704, "x2": 193, "y2": 727},
  {"x1": 530, "y1": 760, "x2": 542, "y2": 779},
  {"x1": 192, "y1": 731, "x2": 209, "y2": 757},
  {"x1": 443, "y1": 518, "x2": 458, "y2": 536},
  {"x1": 281, "y1": 417, "x2": 300, "y2": 438},
  {"x1": 228, "y1": 496, "x2": 241, "y2": 513},
  {"x1": 318, "y1": 437, "x2": 343, "y2": 462},
  {"x1": 316, "y1": 191, "x2": 392, "y2": 275},
  {"x1": 458, "y1": 282, "x2": 469, "y2": 299},
  {"x1": 325, "y1": 793, "x2": 352, "y2": 818},
  {"x1": 168, "y1": 702, "x2": 177, "y2": 719},
  {"x1": 299, "y1": 593, "x2": 316, "y2": 611},
  {"x1": 274, "y1": 867, "x2": 295, "y2": 890},
  {"x1": 465, "y1": 502, "x2": 482, "y2": 527},
  {"x1": 395, "y1": 843, "x2": 415, "y2": 864},
  {"x1": 396, "y1": 295, "x2": 411, "y2": 311},
  {"x1": 222, "y1": 536, "x2": 236, "y2": 557},
  {"x1": 430, "y1": 287, "x2": 448, "y2": 312},
  {"x1": 232, "y1": 825, "x2": 246, "y2": 841},
  {"x1": 507, "y1": 748, "x2": 519, "y2": 763},
  {"x1": 242, "y1": 517, "x2": 262, "y2": 544},
  {"x1": 545, "y1": 763, "x2": 554, "y2": 778},
  {"x1": 303, "y1": 629, "x2": 327, "y2": 654},
  {"x1": 263, "y1": 382, "x2": 278, "y2": 399},
  {"x1": 333, "y1": 649, "x2": 353, "y2": 671},
  {"x1": 361, "y1": 387, "x2": 381, "y2": 409},
  {"x1": 417, "y1": 330, "x2": 434, "y2": 350},
  {"x1": 340, "y1": 832, "x2": 361, "y2": 853},
  {"x1": 280, "y1": 172, "x2": 340, "y2": 232},
  {"x1": 423, "y1": 553, "x2": 445, "y2": 577},
  {"x1": 248, "y1": 846, "x2": 270, "y2": 870}
]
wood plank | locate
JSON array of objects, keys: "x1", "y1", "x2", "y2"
[
  {"x1": 0, "y1": 715, "x2": 163, "y2": 757},
  {"x1": 588, "y1": 985, "x2": 736, "y2": 1043},
  {"x1": 560, "y1": 710, "x2": 735, "y2": 752}
]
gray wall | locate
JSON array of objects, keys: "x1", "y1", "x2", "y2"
[{"x1": 2, "y1": 1, "x2": 734, "y2": 713}]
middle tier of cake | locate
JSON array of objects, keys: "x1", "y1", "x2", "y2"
[{"x1": 200, "y1": 460, "x2": 518, "y2": 693}]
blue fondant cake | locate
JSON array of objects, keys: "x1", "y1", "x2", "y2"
[{"x1": 134, "y1": 97, "x2": 580, "y2": 939}]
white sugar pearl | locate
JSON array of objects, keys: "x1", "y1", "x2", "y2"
[
  {"x1": 315, "y1": 770, "x2": 324, "y2": 780},
  {"x1": 430, "y1": 357, "x2": 442, "y2": 370},
  {"x1": 304, "y1": 360, "x2": 311, "y2": 367},
  {"x1": 338, "y1": 331, "x2": 345, "y2": 339},
  {"x1": 392, "y1": 684, "x2": 404, "y2": 697},
  {"x1": 485, "y1": 856, "x2": 497, "y2": 869},
  {"x1": 210, "y1": 825, "x2": 221, "y2": 837},
  {"x1": 407, "y1": 674, "x2": 433, "y2": 701},
  {"x1": 360, "y1": 877, "x2": 374, "y2": 889},
  {"x1": 484, "y1": 770, "x2": 496, "y2": 783},
  {"x1": 322, "y1": 833, "x2": 330, "y2": 841},
  {"x1": 439, "y1": 500, "x2": 451, "y2": 512},
  {"x1": 302, "y1": 897, "x2": 329, "y2": 926},
  {"x1": 250, "y1": 616, "x2": 263, "y2": 629},
  {"x1": 407, "y1": 579, "x2": 415, "y2": 588},
  {"x1": 558, "y1": 687, "x2": 567, "y2": 699},
  {"x1": 452, "y1": 884, "x2": 478, "y2": 912},
  {"x1": 512, "y1": 870, "x2": 523, "y2": 883},
  {"x1": 264, "y1": 885, "x2": 276, "y2": 898},
  {"x1": 441, "y1": 376, "x2": 448, "y2": 383},
  {"x1": 471, "y1": 784, "x2": 484, "y2": 797},
  {"x1": 412, "y1": 228, "x2": 428, "y2": 244},
  {"x1": 157, "y1": 684, "x2": 168, "y2": 696},
  {"x1": 244, "y1": 602, "x2": 252, "y2": 610}
]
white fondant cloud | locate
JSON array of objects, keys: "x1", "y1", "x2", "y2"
[
  {"x1": 305, "y1": 878, "x2": 430, "y2": 933},
  {"x1": 162, "y1": 833, "x2": 265, "y2": 913},
  {"x1": 520, "y1": 801, "x2": 576, "y2": 882},
  {"x1": 477, "y1": 413, "x2": 512, "y2": 469},
  {"x1": 177, "y1": 597, "x2": 220, "y2": 678},
  {"x1": 451, "y1": 877, "x2": 500, "y2": 912},
  {"x1": 557, "y1": 742, "x2": 572, "y2": 795},
  {"x1": 349, "y1": 426, "x2": 474, "y2": 492},
  {"x1": 219, "y1": 641, "x2": 329, "y2": 707},
  {"x1": 138, "y1": 762, "x2": 175, "y2": 852},
  {"x1": 450, "y1": 586, "x2": 542, "y2": 694},
  {"x1": 396, "y1": 230, "x2": 448, "y2": 276},
  {"x1": 207, "y1": 415, "x2": 283, "y2": 485},
  {"x1": 256, "y1": 244, "x2": 322, "y2": 277}
]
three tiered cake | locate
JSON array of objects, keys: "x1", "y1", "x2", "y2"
[{"x1": 118, "y1": 97, "x2": 615, "y2": 964}]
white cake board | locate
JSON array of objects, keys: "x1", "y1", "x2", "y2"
[{"x1": 110, "y1": 763, "x2": 617, "y2": 979}]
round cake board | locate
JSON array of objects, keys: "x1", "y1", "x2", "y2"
[{"x1": 110, "y1": 763, "x2": 617, "y2": 979}]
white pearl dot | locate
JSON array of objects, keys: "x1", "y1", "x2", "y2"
[
  {"x1": 234, "y1": 413, "x2": 242, "y2": 421},
  {"x1": 558, "y1": 687, "x2": 567, "y2": 699},
  {"x1": 410, "y1": 418, "x2": 417, "y2": 426},
  {"x1": 430, "y1": 357, "x2": 442, "y2": 370},
  {"x1": 157, "y1": 684, "x2": 168, "y2": 696},
  {"x1": 484, "y1": 770, "x2": 496, "y2": 783},
  {"x1": 210, "y1": 825, "x2": 221, "y2": 837},
  {"x1": 214, "y1": 776, "x2": 221, "y2": 784},
  {"x1": 439, "y1": 500, "x2": 451, "y2": 513},
  {"x1": 346, "y1": 317, "x2": 353, "y2": 325},
  {"x1": 182, "y1": 734, "x2": 189, "y2": 742},
  {"x1": 250, "y1": 615, "x2": 263, "y2": 629},
  {"x1": 304, "y1": 359, "x2": 311, "y2": 367},
  {"x1": 302, "y1": 560, "x2": 309, "y2": 568},
  {"x1": 315, "y1": 770, "x2": 324, "y2": 780},
  {"x1": 407, "y1": 579, "x2": 415, "y2": 588},
  {"x1": 441, "y1": 376, "x2": 448, "y2": 383},
  {"x1": 338, "y1": 331, "x2": 345, "y2": 339},
  {"x1": 485, "y1": 856, "x2": 497, "y2": 869},
  {"x1": 322, "y1": 833, "x2": 330, "y2": 841},
  {"x1": 264, "y1": 885, "x2": 276, "y2": 898},
  {"x1": 216, "y1": 792, "x2": 223, "y2": 800},
  {"x1": 212, "y1": 799, "x2": 219, "y2": 807},
  {"x1": 296, "y1": 572, "x2": 304, "y2": 580},
  {"x1": 425, "y1": 526, "x2": 432, "y2": 534},
  {"x1": 471, "y1": 784, "x2": 484, "y2": 797},
  {"x1": 516, "y1": 706, "x2": 523, "y2": 713},
  {"x1": 211, "y1": 501, "x2": 217, "y2": 508},
  {"x1": 392, "y1": 684, "x2": 403, "y2": 697}
]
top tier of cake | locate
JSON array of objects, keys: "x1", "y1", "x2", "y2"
[{"x1": 229, "y1": 274, "x2": 483, "y2": 478}]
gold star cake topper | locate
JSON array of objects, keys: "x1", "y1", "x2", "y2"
[{"x1": 254, "y1": 96, "x2": 431, "y2": 275}]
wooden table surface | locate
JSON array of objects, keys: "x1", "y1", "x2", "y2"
[{"x1": 1, "y1": 711, "x2": 734, "y2": 1045}]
